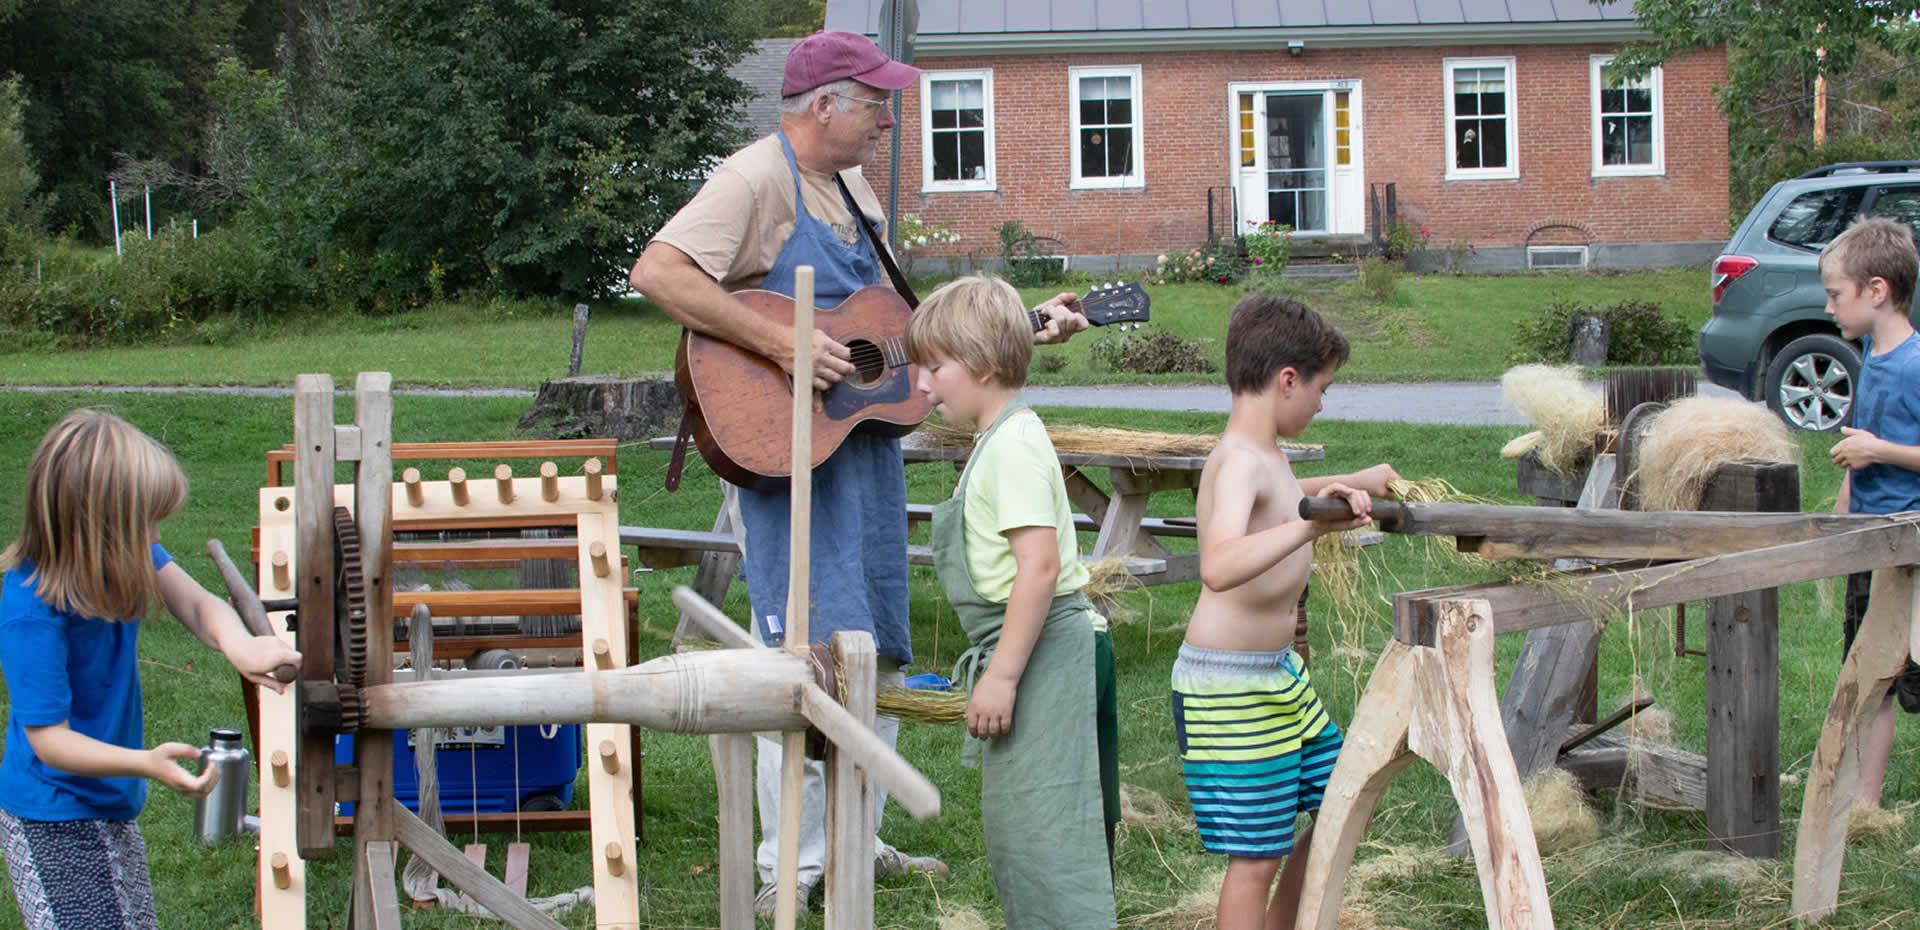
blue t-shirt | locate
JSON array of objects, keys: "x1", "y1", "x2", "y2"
[
  {"x1": 1850, "y1": 333, "x2": 1920, "y2": 516},
  {"x1": 0, "y1": 543, "x2": 170, "y2": 821}
]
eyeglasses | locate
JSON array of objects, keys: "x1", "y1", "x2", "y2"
[{"x1": 828, "y1": 92, "x2": 892, "y2": 114}]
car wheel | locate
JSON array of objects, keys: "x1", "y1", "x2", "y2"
[
  {"x1": 519, "y1": 791, "x2": 566, "y2": 813},
  {"x1": 1763, "y1": 333, "x2": 1860, "y2": 432}
]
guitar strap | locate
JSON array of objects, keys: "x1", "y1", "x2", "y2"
[
  {"x1": 835, "y1": 174, "x2": 920, "y2": 309},
  {"x1": 666, "y1": 176, "x2": 918, "y2": 491}
]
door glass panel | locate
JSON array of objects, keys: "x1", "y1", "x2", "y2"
[{"x1": 1264, "y1": 93, "x2": 1326, "y2": 232}]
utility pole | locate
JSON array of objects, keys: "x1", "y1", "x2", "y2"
[{"x1": 877, "y1": 0, "x2": 917, "y2": 256}]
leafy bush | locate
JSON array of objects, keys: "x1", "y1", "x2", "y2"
[
  {"x1": 1356, "y1": 254, "x2": 1400, "y2": 303},
  {"x1": 1242, "y1": 221, "x2": 1293, "y2": 280},
  {"x1": 1089, "y1": 327, "x2": 1217, "y2": 374},
  {"x1": 896, "y1": 213, "x2": 960, "y2": 276},
  {"x1": 996, "y1": 220, "x2": 1065, "y2": 287},
  {"x1": 1151, "y1": 240, "x2": 1246, "y2": 284},
  {"x1": 1381, "y1": 222, "x2": 1430, "y2": 261},
  {"x1": 1512, "y1": 298, "x2": 1695, "y2": 365}
]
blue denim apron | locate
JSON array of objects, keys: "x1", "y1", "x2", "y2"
[{"x1": 736, "y1": 132, "x2": 912, "y2": 665}]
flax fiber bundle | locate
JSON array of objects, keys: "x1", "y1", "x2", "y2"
[
  {"x1": 1632, "y1": 396, "x2": 1798, "y2": 511},
  {"x1": 915, "y1": 420, "x2": 1319, "y2": 458},
  {"x1": 1499, "y1": 365, "x2": 1606, "y2": 476}
]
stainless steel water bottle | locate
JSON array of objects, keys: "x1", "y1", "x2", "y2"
[{"x1": 192, "y1": 728, "x2": 252, "y2": 843}]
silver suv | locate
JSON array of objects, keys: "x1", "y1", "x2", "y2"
[{"x1": 1697, "y1": 162, "x2": 1920, "y2": 431}]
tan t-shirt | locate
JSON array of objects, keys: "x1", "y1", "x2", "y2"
[{"x1": 650, "y1": 133, "x2": 890, "y2": 290}]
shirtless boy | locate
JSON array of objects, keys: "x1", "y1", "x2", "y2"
[{"x1": 1176, "y1": 293, "x2": 1399, "y2": 930}]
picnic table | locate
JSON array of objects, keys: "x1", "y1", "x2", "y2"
[{"x1": 629, "y1": 432, "x2": 1326, "y2": 621}]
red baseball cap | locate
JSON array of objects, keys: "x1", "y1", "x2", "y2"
[{"x1": 782, "y1": 31, "x2": 919, "y2": 97}]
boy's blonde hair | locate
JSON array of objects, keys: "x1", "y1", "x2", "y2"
[
  {"x1": 2, "y1": 409, "x2": 187, "y2": 621},
  {"x1": 903, "y1": 274, "x2": 1032, "y2": 388},
  {"x1": 1820, "y1": 216, "x2": 1918, "y2": 308}
]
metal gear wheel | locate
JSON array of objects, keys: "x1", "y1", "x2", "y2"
[{"x1": 332, "y1": 507, "x2": 370, "y2": 688}]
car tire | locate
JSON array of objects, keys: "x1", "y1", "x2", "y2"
[
  {"x1": 519, "y1": 791, "x2": 566, "y2": 813},
  {"x1": 1764, "y1": 333, "x2": 1860, "y2": 432}
]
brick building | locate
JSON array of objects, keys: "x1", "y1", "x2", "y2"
[{"x1": 821, "y1": 0, "x2": 1730, "y2": 271}]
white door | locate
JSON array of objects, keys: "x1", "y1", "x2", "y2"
[{"x1": 1231, "y1": 83, "x2": 1363, "y2": 235}]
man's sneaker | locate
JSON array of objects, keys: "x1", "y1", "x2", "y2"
[
  {"x1": 752, "y1": 879, "x2": 813, "y2": 919},
  {"x1": 874, "y1": 845, "x2": 950, "y2": 879}
]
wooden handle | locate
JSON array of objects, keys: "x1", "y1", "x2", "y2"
[
  {"x1": 203, "y1": 540, "x2": 298, "y2": 684},
  {"x1": 1297, "y1": 496, "x2": 1408, "y2": 527}
]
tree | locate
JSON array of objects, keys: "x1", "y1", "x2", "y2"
[
  {"x1": 316, "y1": 0, "x2": 756, "y2": 299},
  {"x1": 0, "y1": 0, "x2": 253, "y2": 239},
  {"x1": 0, "y1": 74, "x2": 51, "y2": 263}
]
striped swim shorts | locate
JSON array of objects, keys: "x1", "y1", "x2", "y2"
[{"x1": 1171, "y1": 643, "x2": 1342, "y2": 858}]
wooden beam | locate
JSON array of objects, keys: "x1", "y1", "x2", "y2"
[
  {"x1": 1393, "y1": 518, "x2": 1920, "y2": 646},
  {"x1": 293, "y1": 374, "x2": 339, "y2": 860},
  {"x1": 392, "y1": 807, "x2": 566, "y2": 930},
  {"x1": 823, "y1": 632, "x2": 877, "y2": 930},
  {"x1": 710, "y1": 732, "x2": 756, "y2": 930},
  {"x1": 1301, "y1": 497, "x2": 1895, "y2": 562}
]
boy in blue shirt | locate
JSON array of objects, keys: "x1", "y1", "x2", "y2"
[{"x1": 1823, "y1": 215, "x2": 1920, "y2": 809}]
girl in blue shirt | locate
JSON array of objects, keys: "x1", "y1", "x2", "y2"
[{"x1": 0, "y1": 409, "x2": 300, "y2": 930}]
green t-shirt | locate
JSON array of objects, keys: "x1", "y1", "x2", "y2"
[{"x1": 961, "y1": 409, "x2": 1094, "y2": 604}]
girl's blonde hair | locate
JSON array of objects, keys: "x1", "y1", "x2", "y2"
[
  {"x1": 903, "y1": 274, "x2": 1033, "y2": 388},
  {"x1": 1, "y1": 409, "x2": 187, "y2": 621}
]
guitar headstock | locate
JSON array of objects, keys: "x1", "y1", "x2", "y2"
[{"x1": 1080, "y1": 281, "x2": 1151, "y2": 330}]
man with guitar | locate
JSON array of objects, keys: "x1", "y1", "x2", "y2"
[{"x1": 629, "y1": 30, "x2": 1089, "y2": 916}]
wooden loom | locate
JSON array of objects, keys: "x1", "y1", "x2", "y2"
[
  {"x1": 251, "y1": 364, "x2": 940, "y2": 929},
  {"x1": 1289, "y1": 497, "x2": 1920, "y2": 929}
]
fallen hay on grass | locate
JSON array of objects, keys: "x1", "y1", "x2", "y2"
[
  {"x1": 1500, "y1": 364, "x2": 1606, "y2": 476},
  {"x1": 1848, "y1": 803, "x2": 1909, "y2": 841},
  {"x1": 1637, "y1": 850, "x2": 1772, "y2": 891},
  {"x1": 1120, "y1": 783, "x2": 1193, "y2": 831},
  {"x1": 936, "y1": 906, "x2": 994, "y2": 930},
  {"x1": 1126, "y1": 868, "x2": 1223, "y2": 930},
  {"x1": 1633, "y1": 396, "x2": 1798, "y2": 512},
  {"x1": 1525, "y1": 767, "x2": 1602, "y2": 855}
]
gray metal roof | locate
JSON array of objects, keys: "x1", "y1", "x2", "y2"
[
  {"x1": 826, "y1": 0, "x2": 1637, "y2": 36},
  {"x1": 730, "y1": 38, "x2": 802, "y2": 140}
]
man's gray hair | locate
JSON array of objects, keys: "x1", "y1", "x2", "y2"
[{"x1": 779, "y1": 79, "x2": 865, "y2": 115}]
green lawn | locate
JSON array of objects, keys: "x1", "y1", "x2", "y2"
[
  {"x1": 1, "y1": 390, "x2": 1914, "y2": 930},
  {"x1": 0, "y1": 267, "x2": 1706, "y2": 388}
]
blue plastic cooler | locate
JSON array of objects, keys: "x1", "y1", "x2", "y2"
[{"x1": 334, "y1": 723, "x2": 583, "y2": 816}]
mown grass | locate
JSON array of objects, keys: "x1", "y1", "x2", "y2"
[
  {"x1": 0, "y1": 267, "x2": 1705, "y2": 388},
  {"x1": 1, "y1": 389, "x2": 1914, "y2": 929}
]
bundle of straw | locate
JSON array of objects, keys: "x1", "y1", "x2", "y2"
[
  {"x1": 915, "y1": 420, "x2": 1320, "y2": 458},
  {"x1": 1632, "y1": 395, "x2": 1797, "y2": 511},
  {"x1": 1499, "y1": 364, "x2": 1607, "y2": 476}
]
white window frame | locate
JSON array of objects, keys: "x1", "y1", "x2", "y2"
[
  {"x1": 1443, "y1": 56, "x2": 1519, "y2": 181},
  {"x1": 919, "y1": 69, "x2": 996, "y2": 193},
  {"x1": 1590, "y1": 55, "x2": 1665, "y2": 177},
  {"x1": 1069, "y1": 65, "x2": 1145, "y2": 190}
]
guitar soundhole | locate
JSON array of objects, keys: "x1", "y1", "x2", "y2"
[{"x1": 845, "y1": 340, "x2": 887, "y2": 388}]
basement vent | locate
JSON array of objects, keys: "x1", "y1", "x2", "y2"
[{"x1": 1527, "y1": 246, "x2": 1589, "y2": 270}]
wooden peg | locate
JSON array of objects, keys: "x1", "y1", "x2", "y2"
[
  {"x1": 271, "y1": 851, "x2": 292, "y2": 889},
  {"x1": 448, "y1": 467, "x2": 469, "y2": 506},
  {"x1": 270, "y1": 750, "x2": 290, "y2": 788},
  {"x1": 271, "y1": 552, "x2": 290, "y2": 591},
  {"x1": 584, "y1": 458, "x2": 604, "y2": 501},
  {"x1": 495, "y1": 464, "x2": 515, "y2": 504},
  {"x1": 589, "y1": 540, "x2": 611, "y2": 578},
  {"x1": 591, "y1": 638, "x2": 613, "y2": 669},
  {"x1": 599, "y1": 739, "x2": 620, "y2": 774},
  {"x1": 604, "y1": 841, "x2": 625, "y2": 876},
  {"x1": 540, "y1": 461, "x2": 559, "y2": 502},
  {"x1": 403, "y1": 467, "x2": 424, "y2": 507}
]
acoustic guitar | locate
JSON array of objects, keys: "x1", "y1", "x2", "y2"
[{"x1": 675, "y1": 281, "x2": 1151, "y2": 489}]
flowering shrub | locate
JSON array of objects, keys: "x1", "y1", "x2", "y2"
[
  {"x1": 1243, "y1": 220, "x2": 1293, "y2": 279},
  {"x1": 896, "y1": 213, "x2": 960, "y2": 275},
  {"x1": 1381, "y1": 222, "x2": 1430, "y2": 261},
  {"x1": 1151, "y1": 240, "x2": 1245, "y2": 285}
]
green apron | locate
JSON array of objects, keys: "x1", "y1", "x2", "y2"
[{"x1": 932, "y1": 400, "x2": 1117, "y2": 929}]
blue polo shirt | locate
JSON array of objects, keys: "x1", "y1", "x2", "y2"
[
  {"x1": 1850, "y1": 333, "x2": 1920, "y2": 517},
  {"x1": 0, "y1": 544, "x2": 169, "y2": 822}
]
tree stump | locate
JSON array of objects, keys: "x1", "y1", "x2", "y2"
[{"x1": 517, "y1": 375, "x2": 685, "y2": 442}]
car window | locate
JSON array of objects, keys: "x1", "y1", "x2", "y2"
[
  {"x1": 1868, "y1": 186, "x2": 1920, "y2": 241},
  {"x1": 1768, "y1": 187, "x2": 1867, "y2": 250}
]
